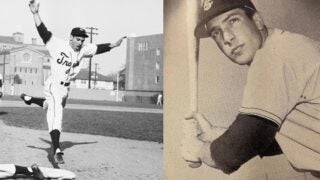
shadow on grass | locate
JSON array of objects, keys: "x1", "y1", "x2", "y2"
[
  {"x1": 0, "y1": 112, "x2": 8, "y2": 115},
  {"x1": 27, "y1": 138, "x2": 97, "y2": 168}
]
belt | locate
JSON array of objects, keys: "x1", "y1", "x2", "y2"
[{"x1": 60, "y1": 81, "x2": 70, "y2": 86}]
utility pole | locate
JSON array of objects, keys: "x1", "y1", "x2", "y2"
[
  {"x1": 94, "y1": 63, "x2": 98, "y2": 89},
  {"x1": 85, "y1": 27, "x2": 98, "y2": 89},
  {"x1": 116, "y1": 72, "x2": 119, "y2": 102}
]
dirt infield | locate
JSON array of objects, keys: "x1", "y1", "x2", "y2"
[{"x1": 0, "y1": 120, "x2": 163, "y2": 179}]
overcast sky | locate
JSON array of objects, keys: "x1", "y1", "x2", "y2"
[{"x1": 0, "y1": 0, "x2": 163, "y2": 75}]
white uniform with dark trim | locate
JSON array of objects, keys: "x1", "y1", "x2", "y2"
[
  {"x1": 45, "y1": 36, "x2": 97, "y2": 132},
  {"x1": 239, "y1": 29, "x2": 320, "y2": 171}
]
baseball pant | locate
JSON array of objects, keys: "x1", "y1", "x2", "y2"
[{"x1": 43, "y1": 76, "x2": 69, "y2": 132}]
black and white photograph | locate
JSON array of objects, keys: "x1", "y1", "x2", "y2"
[
  {"x1": 0, "y1": 0, "x2": 163, "y2": 179},
  {"x1": 164, "y1": 0, "x2": 320, "y2": 179}
]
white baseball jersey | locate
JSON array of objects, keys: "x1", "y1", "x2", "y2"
[
  {"x1": 239, "y1": 29, "x2": 320, "y2": 171},
  {"x1": 43, "y1": 35, "x2": 97, "y2": 132},
  {"x1": 46, "y1": 36, "x2": 97, "y2": 84}
]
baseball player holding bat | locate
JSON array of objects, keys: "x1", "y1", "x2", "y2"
[
  {"x1": 183, "y1": 0, "x2": 320, "y2": 176},
  {"x1": 20, "y1": 0, "x2": 125, "y2": 164}
]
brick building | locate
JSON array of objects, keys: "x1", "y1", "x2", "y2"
[
  {"x1": 125, "y1": 34, "x2": 163, "y2": 92},
  {"x1": 0, "y1": 32, "x2": 50, "y2": 86}
]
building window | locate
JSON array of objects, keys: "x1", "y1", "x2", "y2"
[
  {"x1": 30, "y1": 68, "x2": 32, "y2": 73},
  {"x1": 25, "y1": 68, "x2": 27, "y2": 73},
  {"x1": 145, "y1": 42, "x2": 148, "y2": 50},
  {"x1": 23, "y1": 53, "x2": 31, "y2": 63},
  {"x1": 156, "y1": 48, "x2": 161, "y2": 56},
  {"x1": 35, "y1": 68, "x2": 37, "y2": 74},
  {"x1": 138, "y1": 42, "x2": 149, "y2": 51},
  {"x1": 155, "y1": 61, "x2": 160, "y2": 70},
  {"x1": 20, "y1": 67, "x2": 22, "y2": 72},
  {"x1": 138, "y1": 43, "x2": 142, "y2": 51},
  {"x1": 81, "y1": 80, "x2": 86, "y2": 84},
  {"x1": 155, "y1": 76, "x2": 160, "y2": 84},
  {"x1": 14, "y1": 67, "x2": 17, "y2": 73}
]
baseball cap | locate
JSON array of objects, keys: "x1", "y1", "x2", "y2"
[
  {"x1": 194, "y1": 0, "x2": 256, "y2": 38},
  {"x1": 71, "y1": 27, "x2": 88, "y2": 38}
]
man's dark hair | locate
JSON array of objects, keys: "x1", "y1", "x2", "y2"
[{"x1": 241, "y1": 6, "x2": 256, "y2": 19}]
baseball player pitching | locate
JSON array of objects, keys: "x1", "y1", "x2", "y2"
[
  {"x1": 0, "y1": 163, "x2": 75, "y2": 179},
  {"x1": 183, "y1": 0, "x2": 320, "y2": 176},
  {"x1": 20, "y1": 0, "x2": 125, "y2": 164}
]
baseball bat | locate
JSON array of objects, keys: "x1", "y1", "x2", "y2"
[
  {"x1": 186, "y1": 0, "x2": 201, "y2": 124},
  {"x1": 181, "y1": 0, "x2": 202, "y2": 168}
]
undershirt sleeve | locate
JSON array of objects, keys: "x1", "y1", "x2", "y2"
[
  {"x1": 36, "y1": 22, "x2": 52, "y2": 44},
  {"x1": 210, "y1": 114, "x2": 280, "y2": 174},
  {"x1": 96, "y1": 43, "x2": 112, "y2": 54}
]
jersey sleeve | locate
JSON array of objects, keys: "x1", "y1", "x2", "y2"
[
  {"x1": 239, "y1": 48, "x2": 305, "y2": 125},
  {"x1": 81, "y1": 43, "x2": 98, "y2": 57},
  {"x1": 45, "y1": 36, "x2": 65, "y2": 57}
]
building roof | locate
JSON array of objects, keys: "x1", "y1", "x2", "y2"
[
  {"x1": 131, "y1": 33, "x2": 163, "y2": 40},
  {"x1": 10, "y1": 46, "x2": 50, "y2": 57},
  {"x1": 37, "y1": 49, "x2": 51, "y2": 56},
  {"x1": 74, "y1": 69, "x2": 116, "y2": 82},
  {"x1": 0, "y1": 35, "x2": 23, "y2": 44},
  {"x1": 119, "y1": 68, "x2": 126, "y2": 75},
  {"x1": 13, "y1": 32, "x2": 24, "y2": 35}
]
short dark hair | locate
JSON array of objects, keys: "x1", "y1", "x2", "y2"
[{"x1": 241, "y1": 6, "x2": 256, "y2": 19}]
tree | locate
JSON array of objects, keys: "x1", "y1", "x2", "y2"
[{"x1": 13, "y1": 74, "x2": 22, "y2": 84}]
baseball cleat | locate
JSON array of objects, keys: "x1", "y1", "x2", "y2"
[
  {"x1": 31, "y1": 163, "x2": 45, "y2": 180},
  {"x1": 54, "y1": 152, "x2": 65, "y2": 164},
  {"x1": 20, "y1": 93, "x2": 32, "y2": 105}
]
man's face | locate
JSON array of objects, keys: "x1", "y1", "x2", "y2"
[
  {"x1": 205, "y1": 8, "x2": 262, "y2": 65},
  {"x1": 70, "y1": 36, "x2": 85, "y2": 52}
]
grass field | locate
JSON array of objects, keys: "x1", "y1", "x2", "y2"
[
  {"x1": 2, "y1": 95, "x2": 162, "y2": 109},
  {"x1": 0, "y1": 107, "x2": 163, "y2": 143}
]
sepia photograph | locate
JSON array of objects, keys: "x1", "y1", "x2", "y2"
[
  {"x1": 164, "y1": 0, "x2": 320, "y2": 179},
  {"x1": 0, "y1": 0, "x2": 163, "y2": 179}
]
